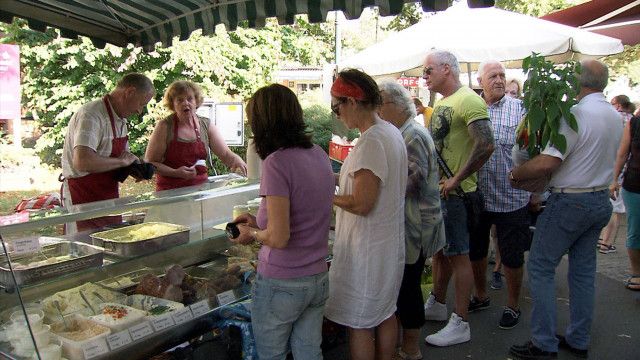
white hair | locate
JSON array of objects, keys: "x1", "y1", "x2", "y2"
[
  {"x1": 378, "y1": 80, "x2": 416, "y2": 120},
  {"x1": 427, "y1": 50, "x2": 460, "y2": 78},
  {"x1": 477, "y1": 60, "x2": 505, "y2": 79}
]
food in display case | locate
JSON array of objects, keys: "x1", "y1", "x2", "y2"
[
  {"x1": 89, "y1": 303, "x2": 146, "y2": 332},
  {"x1": 90, "y1": 222, "x2": 190, "y2": 257},
  {"x1": 50, "y1": 315, "x2": 110, "y2": 360},
  {"x1": 96, "y1": 267, "x2": 163, "y2": 292},
  {"x1": 41, "y1": 283, "x2": 124, "y2": 320},
  {"x1": 0, "y1": 242, "x2": 104, "y2": 287},
  {"x1": 224, "y1": 243, "x2": 260, "y2": 260},
  {"x1": 125, "y1": 294, "x2": 184, "y2": 319}
]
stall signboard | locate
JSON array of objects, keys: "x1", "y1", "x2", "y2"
[
  {"x1": 396, "y1": 77, "x2": 419, "y2": 88},
  {"x1": 197, "y1": 100, "x2": 244, "y2": 146},
  {"x1": 0, "y1": 44, "x2": 20, "y2": 120}
]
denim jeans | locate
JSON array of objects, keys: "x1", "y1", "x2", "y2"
[
  {"x1": 527, "y1": 191, "x2": 611, "y2": 352},
  {"x1": 441, "y1": 195, "x2": 470, "y2": 256},
  {"x1": 251, "y1": 272, "x2": 329, "y2": 360}
]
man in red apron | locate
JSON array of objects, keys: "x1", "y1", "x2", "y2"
[{"x1": 61, "y1": 73, "x2": 155, "y2": 232}]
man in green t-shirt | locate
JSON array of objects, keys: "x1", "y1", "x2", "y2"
[{"x1": 423, "y1": 50, "x2": 495, "y2": 347}]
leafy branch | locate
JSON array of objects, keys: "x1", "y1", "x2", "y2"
[{"x1": 517, "y1": 53, "x2": 580, "y2": 157}]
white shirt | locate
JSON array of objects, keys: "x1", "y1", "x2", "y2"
[
  {"x1": 325, "y1": 119, "x2": 407, "y2": 329},
  {"x1": 61, "y1": 98, "x2": 128, "y2": 178},
  {"x1": 543, "y1": 93, "x2": 622, "y2": 189}
]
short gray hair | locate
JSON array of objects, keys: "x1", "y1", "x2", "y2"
[
  {"x1": 477, "y1": 60, "x2": 505, "y2": 79},
  {"x1": 117, "y1": 73, "x2": 155, "y2": 94},
  {"x1": 579, "y1": 60, "x2": 608, "y2": 92},
  {"x1": 378, "y1": 80, "x2": 416, "y2": 120},
  {"x1": 427, "y1": 50, "x2": 460, "y2": 78}
]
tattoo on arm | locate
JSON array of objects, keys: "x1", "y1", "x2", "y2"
[{"x1": 457, "y1": 119, "x2": 495, "y2": 181}]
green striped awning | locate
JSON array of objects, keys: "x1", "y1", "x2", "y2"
[{"x1": 0, "y1": 1, "x2": 492, "y2": 50}]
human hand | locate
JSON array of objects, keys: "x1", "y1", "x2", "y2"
[
  {"x1": 119, "y1": 152, "x2": 138, "y2": 167},
  {"x1": 176, "y1": 166, "x2": 197, "y2": 179},
  {"x1": 609, "y1": 182, "x2": 619, "y2": 200},
  {"x1": 440, "y1": 177, "x2": 460, "y2": 199},
  {"x1": 232, "y1": 213, "x2": 257, "y2": 228},
  {"x1": 232, "y1": 164, "x2": 248, "y2": 177},
  {"x1": 231, "y1": 224, "x2": 257, "y2": 245}
]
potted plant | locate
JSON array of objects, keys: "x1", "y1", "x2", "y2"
[{"x1": 516, "y1": 53, "x2": 581, "y2": 158}]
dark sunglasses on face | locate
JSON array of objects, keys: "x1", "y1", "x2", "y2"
[
  {"x1": 331, "y1": 99, "x2": 345, "y2": 116},
  {"x1": 423, "y1": 67, "x2": 434, "y2": 77}
]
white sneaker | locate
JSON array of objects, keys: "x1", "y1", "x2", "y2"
[
  {"x1": 425, "y1": 312, "x2": 470, "y2": 347},
  {"x1": 424, "y1": 292, "x2": 448, "y2": 321}
]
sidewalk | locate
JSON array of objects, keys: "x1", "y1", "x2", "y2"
[{"x1": 324, "y1": 216, "x2": 640, "y2": 360}]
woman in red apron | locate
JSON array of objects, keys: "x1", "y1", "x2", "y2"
[
  {"x1": 67, "y1": 96, "x2": 127, "y2": 231},
  {"x1": 146, "y1": 81, "x2": 247, "y2": 191}
]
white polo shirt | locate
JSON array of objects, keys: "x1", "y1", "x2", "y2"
[
  {"x1": 61, "y1": 98, "x2": 128, "y2": 179},
  {"x1": 543, "y1": 93, "x2": 622, "y2": 189}
]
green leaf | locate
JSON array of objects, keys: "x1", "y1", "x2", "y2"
[{"x1": 551, "y1": 133, "x2": 567, "y2": 154}]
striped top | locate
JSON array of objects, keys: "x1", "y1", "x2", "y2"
[{"x1": 478, "y1": 95, "x2": 530, "y2": 212}]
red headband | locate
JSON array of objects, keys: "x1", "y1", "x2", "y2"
[{"x1": 331, "y1": 77, "x2": 366, "y2": 101}]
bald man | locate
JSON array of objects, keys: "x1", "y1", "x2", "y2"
[{"x1": 508, "y1": 60, "x2": 622, "y2": 359}]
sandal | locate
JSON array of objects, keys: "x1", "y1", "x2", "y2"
[
  {"x1": 625, "y1": 276, "x2": 640, "y2": 291},
  {"x1": 598, "y1": 244, "x2": 617, "y2": 254},
  {"x1": 396, "y1": 349, "x2": 423, "y2": 360}
]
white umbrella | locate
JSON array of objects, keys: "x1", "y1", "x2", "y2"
[{"x1": 339, "y1": 6, "x2": 624, "y2": 78}]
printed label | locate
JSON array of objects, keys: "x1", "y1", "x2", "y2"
[
  {"x1": 129, "y1": 322, "x2": 154, "y2": 341},
  {"x1": 216, "y1": 290, "x2": 236, "y2": 306},
  {"x1": 82, "y1": 338, "x2": 109, "y2": 359},
  {"x1": 190, "y1": 300, "x2": 211, "y2": 317},
  {"x1": 12, "y1": 238, "x2": 39, "y2": 254},
  {"x1": 151, "y1": 314, "x2": 175, "y2": 331},
  {"x1": 171, "y1": 307, "x2": 194, "y2": 324},
  {"x1": 107, "y1": 330, "x2": 132, "y2": 350}
]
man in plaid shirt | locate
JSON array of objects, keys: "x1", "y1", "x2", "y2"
[{"x1": 467, "y1": 60, "x2": 531, "y2": 330}]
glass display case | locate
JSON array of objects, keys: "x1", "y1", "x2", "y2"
[{"x1": 0, "y1": 174, "x2": 260, "y2": 360}]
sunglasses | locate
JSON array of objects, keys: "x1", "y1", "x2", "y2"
[
  {"x1": 331, "y1": 99, "x2": 346, "y2": 116},
  {"x1": 422, "y1": 67, "x2": 434, "y2": 77}
]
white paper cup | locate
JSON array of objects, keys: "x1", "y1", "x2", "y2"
[{"x1": 194, "y1": 159, "x2": 207, "y2": 167}]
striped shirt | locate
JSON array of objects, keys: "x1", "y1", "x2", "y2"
[{"x1": 478, "y1": 95, "x2": 530, "y2": 212}]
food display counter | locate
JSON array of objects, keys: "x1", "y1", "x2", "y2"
[{"x1": 0, "y1": 174, "x2": 260, "y2": 360}]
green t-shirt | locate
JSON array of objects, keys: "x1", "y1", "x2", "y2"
[{"x1": 429, "y1": 86, "x2": 489, "y2": 193}]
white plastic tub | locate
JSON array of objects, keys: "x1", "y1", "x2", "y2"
[
  {"x1": 50, "y1": 314, "x2": 110, "y2": 360},
  {"x1": 89, "y1": 303, "x2": 146, "y2": 332}
]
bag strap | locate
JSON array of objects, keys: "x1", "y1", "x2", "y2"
[{"x1": 434, "y1": 148, "x2": 468, "y2": 199}]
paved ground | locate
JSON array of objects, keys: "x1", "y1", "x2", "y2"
[{"x1": 324, "y1": 216, "x2": 640, "y2": 360}]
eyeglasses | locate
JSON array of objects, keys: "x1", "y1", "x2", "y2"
[
  {"x1": 422, "y1": 67, "x2": 434, "y2": 77},
  {"x1": 331, "y1": 99, "x2": 345, "y2": 116}
]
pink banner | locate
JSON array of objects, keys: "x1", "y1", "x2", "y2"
[{"x1": 0, "y1": 44, "x2": 21, "y2": 120}]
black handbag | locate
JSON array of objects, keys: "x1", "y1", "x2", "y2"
[{"x1": 434, "y1": 149, "x2": 485, "y2": 231}]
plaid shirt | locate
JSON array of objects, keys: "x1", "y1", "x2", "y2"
[{"x1": 478, "y1": 95, "x2": 530, "y2": 212}]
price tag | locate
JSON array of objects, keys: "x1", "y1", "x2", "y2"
[
  {"x1": 216, "y1": 290, "x2": 236, "y2": 306},
  {"x1": 190, "y1": 300, "x2": 210, "y2": 317},
  {"x1": 82, "y1": 338, "x2": 109, "y2": 359},
  {"x1": 129, "y1": 322, "x2": 154, "y2": 341},
  {"x1": 107, "y1": 330, "x2": 132, "y2": 350},
  {"x1": 151, "y1": 314, "x2": 175, "y2": 331},
  {"x1": 172, "y1": 307, "x2": 193, "y2": 325},
  {"x1": 12, "y1": 238, "x2": 40, "y2": 254}
]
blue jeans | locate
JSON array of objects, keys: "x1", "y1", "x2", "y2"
[
  {"x1": 622, "y1": 189, "x2": 640, "y2": 249},
  {"x1": 441, "y1": 195, "x2": 470, "y2": 256},
  {"x1": 251, "y1": 272, "x2": 329, "y2": 360},
  {"x1": 528, "y1": 191, "x2": 611, "y2": 352}
]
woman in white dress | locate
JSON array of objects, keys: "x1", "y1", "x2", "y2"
[{"x1": 324, "y1": 69, "x2": 408, "y2": 360}]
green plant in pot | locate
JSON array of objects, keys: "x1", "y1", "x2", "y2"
[{"x1": 516, "y1": 53, "x2": 581, "y2": 158}]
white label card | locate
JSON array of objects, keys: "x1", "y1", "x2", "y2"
[
  {"x1": 151, "y1": 314, "x2": 175, "y2": 331},
  {"x1": 12, "y1": 238, "x2": 40, "y2": 254},
  {"x1": 107, "y1": 330, "x2": 132, "y2": 350},
  {"x1": 216, "y1": 290, "x2": 236, "y2": 306},
  {"x1": 82, "y1": 338, "x2": 109, "y2": 359},
  {"x1": 190, "y1": 300, "x2": 210, "y2": 317},
  {"x1": 172, "y1": 307, "x2": 193, "y2": 325},
  {"x1": 129, "y1": 322, "x2": 154, "y2": 341}
]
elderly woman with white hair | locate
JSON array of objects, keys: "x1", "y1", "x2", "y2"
[{"x1": 378, "y1": 80, "x2": 446, "y2": 359}]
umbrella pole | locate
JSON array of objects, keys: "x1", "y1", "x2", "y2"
[{"x1": 467, "y1": 63, "x2": 472, "y2": 88}]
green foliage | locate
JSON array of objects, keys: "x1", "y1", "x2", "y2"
[
  {"x1": 383, "y1": 3, "x2": 423, "y2": 32},
  {"x1": 0, "y1": 17, "x2": 334, "y2": 168},
  {"x1": 495, "y1": 0, "x2": 572, "y2": 17},
  {"x1": 518, "y1": 53, "x2": 580, "y2": 156},
  {"x1": 603, "y1": 44, "x2": 640, "y2": 86}
]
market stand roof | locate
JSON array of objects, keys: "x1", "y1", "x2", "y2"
[{"x1": 0, "y1": 0, "x2": 494, "y2": 50}]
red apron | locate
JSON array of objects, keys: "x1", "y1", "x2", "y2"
[
  {"x1": 156, "y1": 114, "x2": 208, "y2": 191},
  {"x1": 67, "y1": 96, "x2": 127, "y2": 232}
]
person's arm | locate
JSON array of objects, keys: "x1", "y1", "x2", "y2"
[
  {"x1": 610, "y1": 121, "x2": 631, "y2": 199},
  {"x1": 333, "y1": 169, "x2": 381, "y2": 216},
  {"x1": 207, "y1": 120, "x2": 248, "y2": 176},
  {"x1": 234, "y1": 195, "x2": 290, "y2": 249},
  {"x1": 144, "y1": 119, "x2": 196, "y2": 180},
  {"x1": 73, "y1": 146, "x2": 137, "y2": 173},
  {"x1": 510, "y1": 154, "x2": 562, "y2": 183},
  {"x1": 441, "y1": 119, "x2": 495, "y2": 196}
]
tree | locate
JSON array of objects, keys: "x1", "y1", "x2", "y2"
[
  {"x1": 495, "y1": 0, "x2": 571, "y2": 17},
  {"x1": 0, "y1": 17, "x2": 335, "y2": 170},
  {"x1": 384, "y1": 2, "x2": 424, "y2": 32}
]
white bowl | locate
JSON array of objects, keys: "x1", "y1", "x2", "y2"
[
  {"x1": 10, "y1": 309, "x2": 44, "y2": 331},
  {"x1": 32, "y1": 324, "x2": 51, "y2": 347}
]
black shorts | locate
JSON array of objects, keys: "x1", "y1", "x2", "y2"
[
  {"x1": 469, "y1": 206, "x2": 532, "y2": 268},
  {"x1": 396, "y1": 252, "x2": 427, "y2": 329}
]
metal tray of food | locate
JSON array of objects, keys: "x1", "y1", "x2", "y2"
[
  {"x1": 89, "y1": 222, "x2": 190, "y2": 257},
  {"x1": 0, "y1": 242, "x2": 104, "y2": 288}
]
